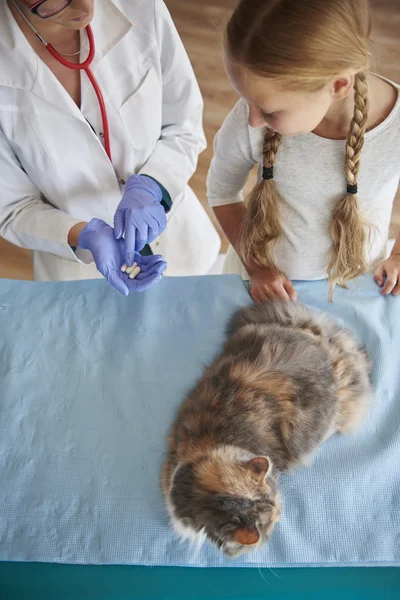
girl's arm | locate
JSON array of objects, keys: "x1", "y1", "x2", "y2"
[
  {"x1": 390, "y1": 234, "x2": 400, "y2": 257},
  {"x1": 207, "y1": 99, "x2": 257, "y2": 210},
  {"x1": 207, "y1": 100, "x2": 296, "y2": 302},
  {"x1": 213, "y1": 203, "x2": 247, "y2": 258},
  {"x1": 373, "y1": 231, "x2": 400, "y2": 296},
  {"x1": 207, "y1": 98, "x2": 258, "y2": 264}
]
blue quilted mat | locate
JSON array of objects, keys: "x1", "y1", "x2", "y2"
[{"x1": 0, "y1": 274, "x2": 399, "y2": 567}]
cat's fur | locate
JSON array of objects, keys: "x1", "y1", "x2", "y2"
[{"x1": 162, "y1": 301, "x2": 372, "y2": 557}]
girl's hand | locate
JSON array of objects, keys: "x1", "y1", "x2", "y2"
[
  {"x1": 248, "y1": 266, "x2": 297, "y2": 303},
  {"x1": 373, "y1": 255, "x2": 400, "y2": 296}
]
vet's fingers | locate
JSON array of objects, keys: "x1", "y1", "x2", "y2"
[
  {"x1": 113, "y1": 212, "x2": 124, "y2": 240},
  {"x1": 381, "y1": 271, "x2": 398, "y2": 295},
  {"x1": 124, "y1": 218, "x2": 137, "y2": 267},
  {"x1": 145, "y1": 215, "x2": 161, "y2": 246},
  {"x1": 153, "y1": 259, "x2": 167, "y2": 275},
  {"x1": 108, "y1": 270, "x2": 129, "y2": 297},
  {"x1": 134, "y1": 222, "x2": 149, "y2": 253},
  {"x1": 127, "y1": 273, "x2": 162, "y2": 292},
  {"x1": 284, "y1": 279, "x2": 297, "y2": 302},
  {"x1": 135, "y1": 261, "x2": 167, "y2": 280},
  {"x1": 146, "y1": 227, "x2": 158, "y2": 245},
  {"x1": 373, "y1": 264, "x2": 385, "y2": 287},
  {"x1": 137, "y1": 254, "x2": 166, "y2": 272}
]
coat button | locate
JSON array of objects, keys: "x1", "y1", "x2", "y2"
[
  {"x1": 99, "y1": 132, "x2": 104, "y2": 138},
  {"x1": 119, "y1": 178, "x2": 126, "y2": 185}
]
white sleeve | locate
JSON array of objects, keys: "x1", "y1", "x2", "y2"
[
  {"x1": 207, "y1": 99, "x2": 257, "y2": 207},
  {"x1": 0, "y1": 129, "x2": 86, "y2": 262},
  {"x1": 139, "y1": 0, "x2": 206, "y2": 201}
]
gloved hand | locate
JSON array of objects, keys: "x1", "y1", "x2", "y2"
[
  {"x1": 114, "y1": 174, "x2": 167, "y2": 267},
  {"x1": 78, "y1": 219, "x2": 167, "y2": 296},
  {"x1": 120, "y1": 252, "x2": 167, "y2": 292},
  {"x1": 78, "y1": 219, "x2": 129, "y2": 296}
]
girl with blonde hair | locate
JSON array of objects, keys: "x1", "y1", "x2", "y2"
[{"x1": 207, "y1": 0, "x2": 400, "y2": 301}]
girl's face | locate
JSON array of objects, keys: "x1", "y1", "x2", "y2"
[
  {"x1": 19, "y1": 0, "x2": 94, "y2": 30},
  {"x1": 224, "y1": 55, "x2": 346, "y2": 136}
]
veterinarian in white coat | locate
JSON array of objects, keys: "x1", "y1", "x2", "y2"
[{"x1": 0, "y1": 0, "x2": 220, "y2": 290}]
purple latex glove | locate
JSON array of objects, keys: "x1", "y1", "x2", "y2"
[
  {"x1": 78, "y1": 219, "x2": 167, "y2": 296},
  {"x1": 114, "y1": 174, "x2": 167, "y2": 267},
  {"x1": 78, "y1": 219, "x2": 129, "y2": 296},
  {"x1": 121, "y1": 252, "x2": 167, "y2": 292}
]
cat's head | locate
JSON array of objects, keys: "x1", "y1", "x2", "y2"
[{"x1": 166, "y1": 446, "x2": 281, "y2": 557}]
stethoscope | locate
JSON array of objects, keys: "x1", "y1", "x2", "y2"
[{"x1": 13, "y1": 2, "x2": 112, "y2": 161}]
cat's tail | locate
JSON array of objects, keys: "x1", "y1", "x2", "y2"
[{"x1": 227, "y1": 301, "x2": 320, "y2": 337}]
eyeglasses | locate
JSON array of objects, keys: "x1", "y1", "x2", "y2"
[{"x1": 22, "y1": 1, "x2": 73, "y2": 19}]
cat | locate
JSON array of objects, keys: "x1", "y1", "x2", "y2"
[{"x1": 162, "y1": 300, "x2": 372, "y2": 558}]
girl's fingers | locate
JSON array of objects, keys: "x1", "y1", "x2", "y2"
[
  {"x1": 284, "y1": 279, "x2": 297, "y2": 302},
  {"x1": 381, "y1": 271, "x2": 398, "y2": 295},
  {"x1": 251, "y1": 280, "x2": 291, "y2": 303},
  {"x1": 271, "y1": 282, "x2": 290, "y2": 301},
  {"x1": 392, "y1": 283, "x2": 400, "y2": 297},
  {"x1": 250, "y1": 286, "x2": 270, "y2": 303},
  {"x1": 250, "y1": 289, "x2": 263, "y2": 303},
  {"x1": 373, "y1": 264, "x2": 385, "y2": 287}
]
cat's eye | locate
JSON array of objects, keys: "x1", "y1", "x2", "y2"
[{"x1": 231, "y1": 516, "x2": 241, "y2": 524}]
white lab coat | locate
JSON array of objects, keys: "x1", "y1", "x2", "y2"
[{"x1": 0, "y1": 0, "x2": 220, "y2": 280}]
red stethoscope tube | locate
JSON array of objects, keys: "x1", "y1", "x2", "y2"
[{"x1": 45, "y1": 25, "x2": 112, "y2": 162}]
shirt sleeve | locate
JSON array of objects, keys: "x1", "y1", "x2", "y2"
[
  {"x1": 207, "y1": 99, "x2": 257, "y2": 207},
  {"x1": 0, "y1": 129, "x2": 91, "y2": 264},
  {"x1": 139, "y1": 0, "x2": 207, "y2": 202}
]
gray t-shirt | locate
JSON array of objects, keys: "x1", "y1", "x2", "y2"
[{"x1": 207, "y1": 78, "x2": 400, "y2": 280}]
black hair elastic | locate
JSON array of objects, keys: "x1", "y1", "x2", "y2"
[
  {"x1": 262, "y1": 166, "x2": 274, "y2": 180},
  {"x1": 347, "y1": 183, "x2": 358, "y2": 195}
]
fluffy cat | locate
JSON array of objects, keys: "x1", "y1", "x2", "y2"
[{"x1": 162, "y1": 301, "x2": 372, "y2": 557}]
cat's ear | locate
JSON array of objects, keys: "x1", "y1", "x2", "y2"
[
  {"x1": 233, "y1": 527, "x2": 260, "y2": 546},
  {"x1": 246, "y1": 456, "x2": 271, "y2": 477}
]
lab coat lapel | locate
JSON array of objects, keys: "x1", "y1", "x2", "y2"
[
  {"x1": 79, "y1": 0, "x2": 133, "y2": 109},
  {"x1": 0, "y1": 0, "x2": 132, "y2": 122},
  {"x1": 90, "y1": 0, "x2": 133, "y2": 65}
]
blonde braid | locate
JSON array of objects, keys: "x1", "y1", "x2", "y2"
[
  {"x1": 328, "y1": 71, "x2": 370, "y2": 299},
  {"x1": 239, "y1": 129, "x2": 284, "y2": 270},
  {"x1": 263, "y1": 128, "x2": 282, "y2": 169}
]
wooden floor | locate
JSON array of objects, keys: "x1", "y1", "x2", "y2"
[{"x1": 0, "y1": 0, "x2": 398, "y2": 279}]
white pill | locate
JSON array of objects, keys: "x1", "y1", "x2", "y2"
[
  {"x1": 122, "y1": 262, "x2": 136, "y2": 274},
  {"x1": 129, "y1": 266, "x2": 141, "y2": 279},
  {"x1": 125, "y1": 262, "x2": 138, "y2": 275}
]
